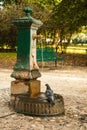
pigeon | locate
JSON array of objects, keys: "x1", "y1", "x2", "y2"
[{"x1": 45, "y1": 84, "x2": 55, "y2": 106}]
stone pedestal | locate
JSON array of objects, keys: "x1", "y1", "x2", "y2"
[
  {"x1": 10, "y1": 79, "x2": 65, "y2": 117},
  {"x1": 11, "y1": 80, "x2": 41, "y2": 106},
  {"x1": 29, "y1": 80, "x2": 40, "y2": 98},
  {"x1": 11, "y1": 80, "x2": 40, "y2": 96},
  {"x1": 11, "y1": 81, "x2": 29, "y2": 95}
]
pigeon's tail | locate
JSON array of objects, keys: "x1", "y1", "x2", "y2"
[
  {"x1": 49, "y1": 96, "x2": 55, "y2": 106},
  {"x1": 50, "y1": 101, "x2": 55, "y2": 106}
]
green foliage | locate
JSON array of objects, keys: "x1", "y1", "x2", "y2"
[
  {"x1": 47, "y1": 0, "x2": 87, "y2": 50},
  {"x1": 0, "y1": 4, "x2": 23, "y2": 48},
  {"x1": 0, "y1": 0, "x2": 87, "y2": 50}
]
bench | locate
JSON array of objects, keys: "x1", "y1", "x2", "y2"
[
  {"x1": 36, "y1": 48, "x2": 64, "y2": 66},
  {"x1": 86, "y1": 49, "x2": 87, "y2": 59}
]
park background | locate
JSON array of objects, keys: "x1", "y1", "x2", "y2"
[{"x1": 0, "y1": 0, "x2": 87, "y2": 68}]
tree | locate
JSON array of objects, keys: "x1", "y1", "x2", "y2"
[
  {"x1": 0, "y1": 3, "x2": 24, "y2": 48},
  {"x1": 48, "y1": 0, "x2": 87, "y2": 51},
  {"x1": 1, "y1": 0, "x2": 87, "y2": 50}
]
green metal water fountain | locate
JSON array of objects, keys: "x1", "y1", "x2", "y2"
[{"x1": 10, "y1": 7, "x2": 65, "y2": 116}]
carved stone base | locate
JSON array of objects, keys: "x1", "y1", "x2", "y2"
[
  {"x1": 11, "y1": 81, "x2": 29, "y2": 95},
  {"x1": 11, "y1": 93, "x2": 65, "y2": 116},
  {"x1": 11, "y1": 69, "x2": 41, "y2": 80},
  {"x1": 11, "y1": 80, "x2": 41, "y2": 97}
]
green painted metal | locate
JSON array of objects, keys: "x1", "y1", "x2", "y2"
[
  {"x1": 86, "y1": 49, "x2": 87, "y2": 59},
  {"x1": 13, "y1": 7, "x2": 42, "y2": 27},
  {"x1": 11, "y1": 7, "x2": 43, "y2": 79},
  {"x1": 36, "y1": 48, "x2": 64, "y2": 62},
  {"x1": 12, "y1": 7, "x2": 42, "y2": 71},
  {"x1": 14, "y1": 28, "x2": 30, "y2": 70}
]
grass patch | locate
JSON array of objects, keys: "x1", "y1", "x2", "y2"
[
  {"x1": 0, "y1": 53, "x2": 16, "y2": 59},
  {"x1": 0, "y1": 53, "x2": 16, "y2": 68},
  {"x1": 66, "y1": 47, "x2": 87, "y2": 54}
]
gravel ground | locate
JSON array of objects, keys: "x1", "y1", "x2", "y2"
[{"x1": 0, "y1": 66, "x2": 87, "y2": 130}]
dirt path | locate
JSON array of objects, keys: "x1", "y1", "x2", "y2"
[{"x1": 0, "y1": 66, "x2": 87, "y2": 130}]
